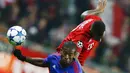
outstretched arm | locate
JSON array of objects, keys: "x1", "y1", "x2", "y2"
[
  {"x1": 81, "y1": 0, "x2": 107, "y2": 18},
  {"x1": 13, "y1": 49, "x2": 49, "y2": 67},
  {"x1": 25, "y1": 58, "x2": 48, "y2": 67}
]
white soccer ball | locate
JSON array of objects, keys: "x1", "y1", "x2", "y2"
[{"x1": 7, "y1": 26, "x2": 27, "y2": 45}]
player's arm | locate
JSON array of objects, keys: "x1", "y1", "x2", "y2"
[
  {"x1": 12, "y1": 49, "x2": 49, "y2": 67},
  {"x1": 81, "y1": 0, "x2": 107, "y2": 18}
]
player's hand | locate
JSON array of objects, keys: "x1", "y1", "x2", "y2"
[
  {"x1": 12, "y1": 48, "x2": 26, "y2": 61},
  {"x1": 96, "y1": 0, "x2": 107, "y2": 12}
]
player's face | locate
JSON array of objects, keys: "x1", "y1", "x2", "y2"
[{"x1": 60, "y1": 48, "x2": 76, "y2": 66}]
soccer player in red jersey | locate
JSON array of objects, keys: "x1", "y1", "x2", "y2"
[{"x1": 57, "y1": 0, "x2": 107, "y2": 66}]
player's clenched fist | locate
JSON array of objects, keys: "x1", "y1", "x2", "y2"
[{"x1": 12, "y1": 49, "x2": 26, "y2": 61}]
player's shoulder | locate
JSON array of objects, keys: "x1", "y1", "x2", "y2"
[
  {"x1": 71, "y1": 59, "x2": 80, "y2": 66},
  {"x1": 84, "y1": 14, "x2": 102, "y2": 21},
  {"x1": 48, "y1": 53, "x2": 61, "y2": 60},
  {"x1": 71, "y1": 59, "x2": 83, "y2": 73}
]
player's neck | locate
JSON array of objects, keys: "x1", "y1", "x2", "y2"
[{"x1": 59, "y1": 60, "x2": 69, "y2": 68}]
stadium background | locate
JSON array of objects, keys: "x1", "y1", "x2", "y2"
[{"x1": 0, "y1": 0, "x2": 130, "y2": 73}]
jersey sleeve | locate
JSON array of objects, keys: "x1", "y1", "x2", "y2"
[{"x1": 43, "y1": 55, "x2": 53, "y2": 64}]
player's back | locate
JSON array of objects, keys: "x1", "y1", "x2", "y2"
[
  {"x1": 48, "y1": 54, "x2": 82, "y2": 73},
  {"x1": 57, "y1": 15, "x2": 102, "y2": 54},
  {"x1": 66, "y1": 15, "x2": 102, "y2": 43}
]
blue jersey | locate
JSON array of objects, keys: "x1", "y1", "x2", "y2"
[{"x1": 43, "y1": 54, "x2": 83, "y2": 73}]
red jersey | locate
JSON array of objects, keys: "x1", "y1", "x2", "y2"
[{"x1": 57, "y1": 15, "x2": 102, "y2": 65}]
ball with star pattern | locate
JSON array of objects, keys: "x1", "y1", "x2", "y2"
[{"x1": 7, "y1": 26, "x2": 27, "y2": 46}]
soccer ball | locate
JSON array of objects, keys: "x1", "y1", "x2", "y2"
[{"x1": 7, "y1": 26, "x2": 27, "y2": 45}]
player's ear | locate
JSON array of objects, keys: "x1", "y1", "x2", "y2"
[
  {"x1": 60, "y1": 49, "x2": 63, "y2": 54},
  {"x1": 74, "y1": 52, "x2": 79, "y2": 58}
]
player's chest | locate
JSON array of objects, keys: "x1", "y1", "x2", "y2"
[{"x1": 49, "y1": 62, "x2": 74, "y2": 73}]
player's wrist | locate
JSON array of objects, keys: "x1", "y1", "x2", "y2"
[
  {"x1": 18, "y1": 54, "x2": 26, "y2": 61},
  {"x1": 22, "y1": 56, "x2": 26, "y2": 61}
]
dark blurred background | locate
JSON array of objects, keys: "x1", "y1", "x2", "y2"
[{"x1": 0, "y1": 0, "x2": 130, "y2": 73}]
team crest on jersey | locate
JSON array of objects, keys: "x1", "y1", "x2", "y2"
[{"x1": 77, "y1": 41, "x2": 83, "y2": 48}]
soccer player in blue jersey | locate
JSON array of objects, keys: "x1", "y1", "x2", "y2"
[{"x1": 12, "y1": 41, "x2": 83, "y2": 73}]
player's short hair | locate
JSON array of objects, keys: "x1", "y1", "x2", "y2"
[
  {"x1": 91, "y1": 21, "x2": 105, "y2": 36},
  {"x1": 62, "y1": 41, "x2": 77, "y2": 51}
]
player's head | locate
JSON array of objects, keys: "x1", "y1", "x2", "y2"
[
  {"x1": 60, "y1": 41, "x2": 77, "y2": 67},
  {"x1": 90, "y1": 21, "x2": 105, "y2": 40}
]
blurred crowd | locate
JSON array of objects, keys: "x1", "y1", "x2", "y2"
[{"x1": 0, "y1": 0, "x2": 130, "y2": 73}]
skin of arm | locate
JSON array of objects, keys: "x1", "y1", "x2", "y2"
[
  {"x1": 81, "y1": 9, "x2": 102, "y2": 18},
  {"x1": 25, "y1": 58, "x2": 49, "y2": 67},
  {"x1": 13, "y1": 49, "x2": 49, "y2": 67}
]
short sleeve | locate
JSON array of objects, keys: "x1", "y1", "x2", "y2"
[{"x1": 43, "y1": 55, "x2": 53, "y2": 64}]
